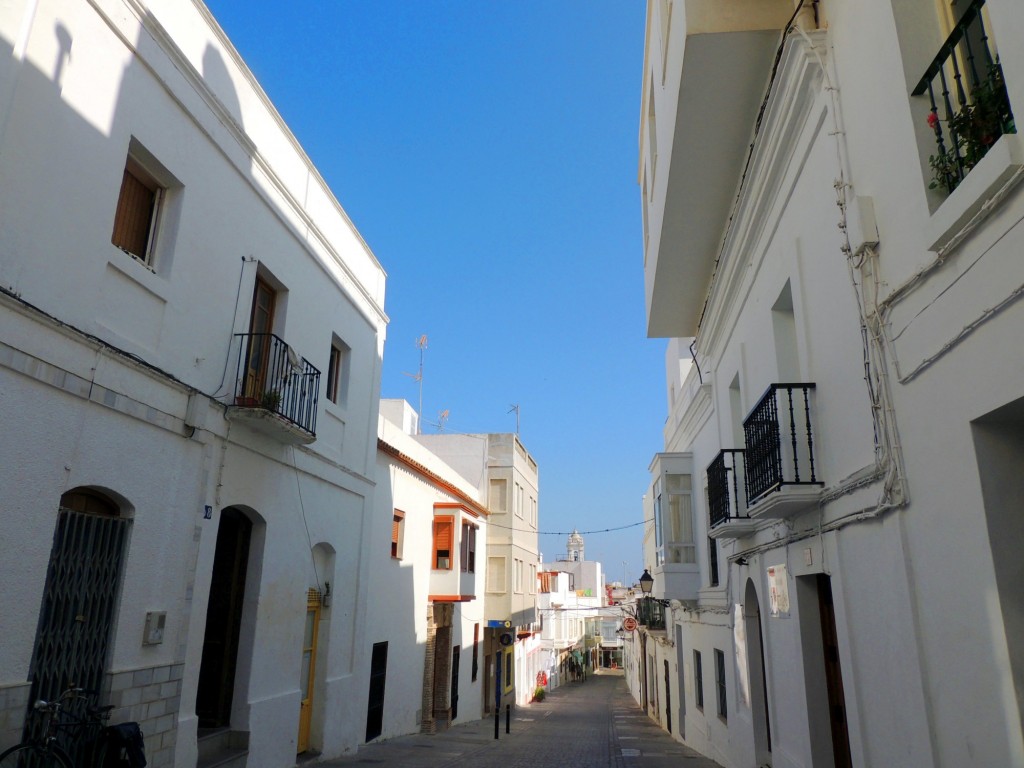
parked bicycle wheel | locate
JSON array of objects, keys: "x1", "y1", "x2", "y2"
[{"x1": 0, "y1": 743, "x2": 73, "y2": 768}]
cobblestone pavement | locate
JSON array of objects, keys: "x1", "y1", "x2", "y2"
[{"x1": 317, "y1": 670, "x2": 722, "y2": 768}]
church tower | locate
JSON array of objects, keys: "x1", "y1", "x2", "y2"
[{"x1": 567, "y1": 528, "x2": 584, "y2": 562}]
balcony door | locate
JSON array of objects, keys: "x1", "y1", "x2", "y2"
[{"x1": 244, "y1": 277, "x2": 276, "y2": 399}]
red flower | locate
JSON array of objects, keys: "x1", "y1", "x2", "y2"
[{"x1": 927, "y1": 112, "x2": 939, "y2": 130}]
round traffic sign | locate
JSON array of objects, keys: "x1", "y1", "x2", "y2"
[{"x1": 623, "y1": 617, "x2": 638, "y2": 632}]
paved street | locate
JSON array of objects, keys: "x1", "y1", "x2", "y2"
[{"x1": 318, "y1": 670, "x2": 721, "y2": 768}]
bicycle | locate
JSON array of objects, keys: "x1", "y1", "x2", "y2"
[{"x1": 0, "y1": 685, "x2": 114, "y2": 768}]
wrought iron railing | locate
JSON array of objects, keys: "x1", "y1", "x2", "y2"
[
  {"x1": 707, "y1": 449, "x2": 748, "y2": 530},
  {"x1": 912, "y1": 0, "x2": 1015, "y2": 194},
  {"x1": 232, "y1": 332, "x2": 320, "y2": 435},
  {"x1": 743, "y1": 383, "x2": 819, "y2": 504},
  {"x1": 636, "y1": 597, "x2": 666, "y2": 631}
]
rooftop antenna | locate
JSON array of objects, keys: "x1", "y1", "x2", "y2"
[
  {"x1": 508, "y1": 403, "x2": 520, "y2": 435},
  {"x1": 402, "y1": 334, "x2": 428, "y2": 432},
  {"x1": 436, "y1": 409, "x2": 450, "y2": 433}
]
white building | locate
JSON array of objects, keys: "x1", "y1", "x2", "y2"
[
  {"x1": 632, "y1": 0, "x2": 1024, "y2": 767},
  {"x1": 0, "y1": 2, "x2": 386, "y2": 767},
  {"x1": 366, "y1": 401, "x2": 489, "y2": 741},
  {"x1": 415, "y1": 431, "x2": 542, "y2": 707}
]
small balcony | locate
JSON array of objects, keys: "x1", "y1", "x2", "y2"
[
  {"x1": 913, "y1": 0, "x2": 1015, "y2": 195},
  {"x1": 227, "y1": 333, "x2": 320, "y2": 444},
  {"x1": 636, "y1": 597, "x2": 666, "y2": 632},
  {"x1": 743, "y1": 383, "x2": 822, "y2": 519},
  {"x1": 707, "y1": 449, "x2": 758, "y2": 539}
]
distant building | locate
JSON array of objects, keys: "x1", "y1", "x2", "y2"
[
  {"x1": 368, "y1": 401, "x2": 489, "y2": 740},
  {"x1": 415, "y1": 431, "x2": 541, "y2": 706}
]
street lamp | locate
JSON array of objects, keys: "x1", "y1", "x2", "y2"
[{"x1": 639, "y1": 568, "x2": 654, "y2": 595}]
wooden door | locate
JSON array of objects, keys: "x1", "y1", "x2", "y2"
[
  {"x1": 818, "y1": 575, "x2": 852, "y2": 768},
  {"x1": 244, "y1": 277, "x2": 276, "y2": 398},
  {"x1": 365, "y1": 642, "x2": 388, "y2": 742},
  {"x1": 297, "y1": 589, "x2": 321, "y2": 754},
  {"x1": 450, "y1": 646, "x2": 460, "y2": 720}
]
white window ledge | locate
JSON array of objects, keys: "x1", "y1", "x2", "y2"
[{"x1": 928, "y1": 133, "x2": 1024, "y2": 253}]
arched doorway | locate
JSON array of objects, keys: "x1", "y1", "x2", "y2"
[
  {"x1": 26, "y1": 488, "x2": 131, "y2": 760},
  {"x1": 196, "y1": 507, "x2": 253, "y2": 728},
  {"x1": 745, "y1": 578, "x2": 772, "y2": 765}
]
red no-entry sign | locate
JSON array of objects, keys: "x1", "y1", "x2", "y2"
[{"x1": 623, "y1": 617, "x2": 638, "y2": 632}]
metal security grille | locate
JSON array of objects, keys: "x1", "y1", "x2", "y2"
[{"x1": 24, "y1": 508, "x2": 129, "y2": 749}]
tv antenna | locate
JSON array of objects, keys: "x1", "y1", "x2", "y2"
[
  {"x1": 508, "y1": 404, "x2": 520, "y2": 435},
  {"x1": 436, "y1": 409, "x2": 450, "y2": 432},
  {"x1": 402, "y1": 334, "x2": 428, "y2": 431}
]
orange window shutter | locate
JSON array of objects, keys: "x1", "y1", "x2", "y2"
[
  {"x1": 392, "y1": 517, "x2": 400, "y2": 544},
  {"x1": 434, "y1": 519, "x2": 452, "y2": 551}
]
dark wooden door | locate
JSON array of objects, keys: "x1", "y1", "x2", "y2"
[
  {"x1": 450, "y1": 646, "x2": 460, "y2": 720},
  {"x1": 818, "y1": 575, "x2": 852, "y2": 768},
  {"x1": 197, "y1": 508, "x2": 251, "y2": 727},
  {"x1": 365, "y1": 642, "x2": 388, "y2": 742},
  {"x1": 244, "y1": 277, "x2": 276, "y2": 398}
]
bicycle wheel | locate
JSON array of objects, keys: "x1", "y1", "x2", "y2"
[{"x1": 0, "y1": 744, "x2": 73, "y2": 768}]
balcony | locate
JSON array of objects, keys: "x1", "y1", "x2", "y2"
[
  {"x1": 913, "y1": 0, "x2": 1015, "y2": 195},
  {"x1": 742, "y1": 383, "x2": 822, "y2": 519},
  {"x1": 644, "y1": 0, "x2": 795, "y2": 337},
  {"x1": 707, "y1": 449, "x2": 758, "y2": 539},
  {"x1": 636, "y1": 597, "x2": 666, "y2": 632},
  {"x1": 227, "y1": 333, "x2": 320, "y2": 444}
]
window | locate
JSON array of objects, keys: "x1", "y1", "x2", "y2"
[
  {"x1": 391, "y1": 511, "x2": 404, "y2": 559},
  {"x1": 326, "y1": 337, "x2": 350, "y2": 405},
  {"x1": 112, "y1": 157, "x2": 162, "y2": 265},
  {"x1": 694, "y1": 650, "x2": 704, "y2": 710},
  {"x1": 908, "y1": 0, "x2": 1014, "y2": 196},
  {"x1": 460, "y1": 522, "x2": 477, "y2": 573},
  {"x1": 433, "y1": 516, "x2": 454, "y2": 570},
  {"x1": 529, "y1": 563, "x2": 536, "y2": 594},
  {"x1": 487, "y1": 556, "x2": 506, "y2": 593},
  {"x1": 657, "y1": 473, "x2": 695, "y2": 564},
  {"x1": 514, "y1": 483, "x2": 524, "y2": 518},
  {"x1": 489, "y1": 479, "x2": 507, "y2": 513},
  {"x1": 715, "y1": 648, "x2": 727, "y2": 719},
  {"x1": 110, "y1": 141, "x2": 179, "y2": 269},
  {"x1": 514, "y1": 559, "x2": 524, "y2": 593},
  {"x1": 709, "y1": 537, "x2": 720, "y2": 587}
]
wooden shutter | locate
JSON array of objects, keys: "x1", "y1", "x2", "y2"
[
  {"x1": 391, "y1": 511, "x2": 404, "y2": 559},
  {"x1": 111, "y1": 166, "x2": 157, "y2": 259},
  {"x1": 433, "y1": 516, "x2": 453, "y2": 569}
]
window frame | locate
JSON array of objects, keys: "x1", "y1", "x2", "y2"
[
  {"x1": 694, "y1": 650, "x2": 704, "y2": 711},
  {"x1": 714, "y1": 648, "x2": 728, "y2": 720},
  {"x1": 391, "y1": 510, "x2": 405, "y2": 560},
  {"x1": 432, "y1": 515, "x2": 455, "y2": 571},
  {"x1": 460, "y1": 521, "x2": 477, "y2": 573}
]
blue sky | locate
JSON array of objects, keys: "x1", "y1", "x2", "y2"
[{"x1": 204, "y1": 1, "x2": 663, "y2": 580}]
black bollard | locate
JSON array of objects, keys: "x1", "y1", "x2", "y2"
[
  {"x1": 505, "y1": 703, "x2": 511, "y2": 734},
  {"x1": 494, "y1": 705, "x2": 499, "y2": 739}
]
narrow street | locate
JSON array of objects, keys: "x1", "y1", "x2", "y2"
[{"x1": 320, "y1": 670, "x2": 722, "y2": 768}]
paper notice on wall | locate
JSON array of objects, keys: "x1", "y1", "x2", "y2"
[
  {"x1": 767, "y1": 564, "x2": 790, "y2": 617},
  {"x1": 733, "y1": 604, "x2": 750, "y2": 707}
]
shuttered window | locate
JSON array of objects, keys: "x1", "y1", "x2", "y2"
[
  {"x1": 111, "y1": 158, "x2": 161, "y2": 264},
  {"x1": 460, "y1": 522, "x2": 477, "y2": 573},
  {"x1": 391, "y1": 511, "x2": 404, "y2": 559},
  {"x1": 433, "y1": 516, "x2": 454, "y2": 570}
]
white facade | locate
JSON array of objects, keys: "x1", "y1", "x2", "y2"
[
  {"x1": 0, "y1": 2, "x2": 386, "y2": 767},
  {"x1": 633, "y1": 1, "x2": 1024, "y2": 767},
  {"x1": 415, "y1": 431, "x2": 541, "y2": 708},
  {"x1": 367, "y1": 401, "x2": 489, "y2": 740}
]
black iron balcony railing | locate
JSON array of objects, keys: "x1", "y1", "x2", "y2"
[
  {"x1": 912, "y1": 0, "x2": 1015, "y2": 194},
  {"x1": 636, "y1": 597, "x2": 666, "y2": 631},
  {"x1": 233, "y1": 332, "x2": 320, "y2": 435},
  {"x1": 743, "y1": 383, "x2": 819, "y2": 505},
  {"x1": 707, "y1": 449, "x2": 749, "y2": 529}
]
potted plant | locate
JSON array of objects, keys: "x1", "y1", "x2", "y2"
[{"x1": 261, "y1": 389, "x2": 282, "y2": 411}]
